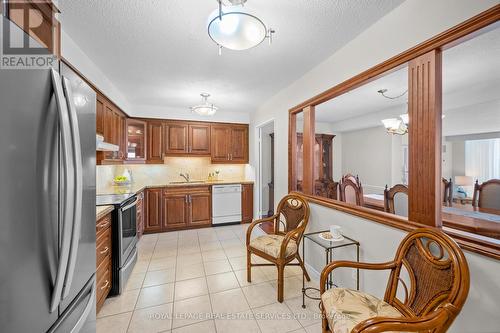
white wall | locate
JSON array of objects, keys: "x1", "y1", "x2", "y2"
[{"x1": 249, "y1": 0, "x2": 500, "y2": 331}]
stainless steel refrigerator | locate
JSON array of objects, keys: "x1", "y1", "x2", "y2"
[{"x1": 0, "y1": 16, "x2": 97, "y2": 333}]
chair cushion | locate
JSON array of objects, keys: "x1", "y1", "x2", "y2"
[
  {"x1": 321, "y1": 288, "x2": 403, "y2": 333},
  {"x1": 249, "y1": 234, "x2": 297, "y2": 258}
]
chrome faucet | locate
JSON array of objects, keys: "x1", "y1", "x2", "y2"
[{"x1": 180, "y1": 173, "x2": 190, "y2": 182}]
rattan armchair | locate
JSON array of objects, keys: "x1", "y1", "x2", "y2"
[
  {"x1": 320, "y1": 228, "x2": 469, "y2": 333},
  {"x1": 246, "y1": 194, "x2": 311, "y2": 302}
]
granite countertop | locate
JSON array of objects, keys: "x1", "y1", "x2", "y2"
[
  {"x1": 97, "y1": 180, "x2": 254, "y2": 196},
  {"x1": 96, "y1": 205, "x2": 114, "y2": 220}
]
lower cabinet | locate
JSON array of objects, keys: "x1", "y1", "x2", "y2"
[
  {"x1": 241, "y1": 184, "x2": 254, "y2": 223},
  {"x1": 145, "y1": 186, "x2": 212, "y2": 233},
  {"x1": 96, "y1": 213, "x2": 112, "y2": 314},
  {"x1": 136, "y1": 191, "x2": 144, "y2": 238}
]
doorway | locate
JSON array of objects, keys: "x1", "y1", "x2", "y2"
[{"x1": 257, "y1": 120, "x2": 275, "y2": 218}]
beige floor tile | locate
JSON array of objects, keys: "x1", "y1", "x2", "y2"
[
  {"x1": 216, "y1": 230, "x2": 238, "y2": 240},
  {"x1": 175, "y1": 263, "x2": 205, "y2": 281},
  {"x1": 97, "y1": 289, "x2": 140, "y2": 318},
  {"x1": 152, "y1": 247, "x2": 178, "y2": 259},
  {"x1": 128, "y1": 302, "x2": 173, "y2": 333},
  {"x1": 140, "y1": 234, "x2": 159, "y2": 243},
  {"x1": 206, "y1": 271, "x2": 240, "y2": 294},
  {"x1": 177, "y1": 245, "x2": 201, "y2": 255},
  {"x1": 143, "y1": 268, "x2": 175, "y2": 287},
  {"x1": 203, "y1": 259, "x2": 232, "y2": 276},
  {"x1": 172, "y1": 295, "x2": 212, "y2": 328},
  {"x1": 241, "y1": 282, "x2": 277, "y2": 308},
  {"x1": 214, "y1": 310, "x2": 260, "y2": 333},
  {"x1": 289, "y1": 329, "x2": 306, "y2": 333},
  {"x1": 285, "y1": 296, "x2": 322, "y2": 328},
  {"x1": 135, "y1": 283, "x2": 175, "y2": 309},
  {"x1": 172, "y1": 319, "x2": 216, "y2": 333},
  {"x1": 223, "y1": 245, "x2": 248, "y2": 258},
  {"x1": 174, "y1": 277, "x2": 208, "y2": 300},
  {"x1": 304, "y1": 322, "x2": 322, "y2": 332},
  {"x1": 124, "y1": 272, "x2": 146, "y2": 291},
  {"x1": 176, "y1": 252, "x2": 203, "y2": 267},
  {"x1": 235, "y1": 267, "x2": 269, "y2": 287},
  {"x1": 199, "y1": 240, "x2": 222, "y2": 251},
  {"x1": 285, "y1": 265, "x2": 305, "y2": 277},
  {"x1": 228, "y1": 256, "x2": 247, "y2": 271},
  {"x1": 148, "y1": 256, "x2": 176, "y2": 271},
  {"x1": 210, "y1": 288, "x2": 250, "y2": 314},
  {"x1": 202, "y1": 249, "x2": 227, "y2": 262},
  {"x1": 259, "y1": 266, "x2": 278, "y2": 281},
  {"x1": 270, "y1": 276, "x2": 304, "y2": 300},
  {"x1": 131, "y1": 260, "x2": 149, "y2": 274},
  {"x1": 96, "y1": 312, "x2": 132, "y2": 333},
  {"x1": 252, "y1": 302, "x2": 302, "y2": 333},
  {"x1": 157, "y1": 231, "x2": 178, "y2": 241},
  {"x1": 220, "y1": 238, "x2": 243, "y2": 248}
]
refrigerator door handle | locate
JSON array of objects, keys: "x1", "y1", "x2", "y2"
[
  {"x1": 61, "y1": 76, "x2": 84, "y2": 299},
  {"x1": 70, "y1": 281, "x2": 95, "y2": 333},
  {"x1": 49, "y1": 69, "x2": 75, "y2": 313}
]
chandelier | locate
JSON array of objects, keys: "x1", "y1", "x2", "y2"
[
  {"x1": 207, "y1": 0, "x2": 275, "y2": 54},
  {"x1": 190, "y1": 93, "x2": 217, "y2": 116},
  {"x1": 378, "y1": 89, "x2": 409, "y2": 135}
]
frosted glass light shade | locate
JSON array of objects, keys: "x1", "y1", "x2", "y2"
[{"x1": 207, "y1": 6, "x2": 267, "y2": 50}]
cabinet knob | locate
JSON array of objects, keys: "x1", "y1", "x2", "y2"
[
  {"x1": 100, "y1": 280, "x2": 110, "y2": 290},
  {"x1": 100, "y1": 246, "x2": 109, "y2": 255}
]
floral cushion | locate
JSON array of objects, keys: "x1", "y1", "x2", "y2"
[
  {"x1": 321, "y1": 288, "x2": 403, "y2": 333},
  {"x1": 249, "y1": 234, "x2": 297, "y2": 258}
]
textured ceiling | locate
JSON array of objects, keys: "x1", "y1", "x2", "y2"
[{"x1": 59, "y1": 0, "x2": 404, "y2": 114}]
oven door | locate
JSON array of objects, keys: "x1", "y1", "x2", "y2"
[{"x1": 118, "y1": 196, "x2": 138, "y2": 266}]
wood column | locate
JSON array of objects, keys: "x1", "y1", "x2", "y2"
[
  {"x1": 302, "y1": 106, "x2": 315, "y2": 195},
  {"x1": 408, "y1": 50, "x2": 442, "y2": 227},
  {"x1": 289, "y1": 112, "x2": 297, "y2": 192}
]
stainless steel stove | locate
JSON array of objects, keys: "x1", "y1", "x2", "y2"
[{"x1": 96, "y1": 193, "x2": 135, "y2": 206}]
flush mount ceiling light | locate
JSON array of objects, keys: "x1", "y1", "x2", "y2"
[
  {"x1": 190, "y1": 93, "x2": 218, "y2": 116},
  {"x1": 207, "y1": 0, "x2": 275, "y2": 54}
]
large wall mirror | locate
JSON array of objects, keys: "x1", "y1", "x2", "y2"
[{"x1": 441, "y1": 22, "x2": 500, "y2": 242}]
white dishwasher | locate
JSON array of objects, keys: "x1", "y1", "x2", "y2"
[{"x1": 212, "y1": 184, "x2": 242, "y2": 225}]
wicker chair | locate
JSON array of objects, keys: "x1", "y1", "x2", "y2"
[
  {"x1": 246, "y1": 194, "x2": 310, "y2": 302},
  {"x1": 320, "y1": 228, "x2": 470, "y2": 333}
]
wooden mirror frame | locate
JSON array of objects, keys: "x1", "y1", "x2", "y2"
[{"x1": 288, "y1": 5, "x2": 500, "y2": 259}]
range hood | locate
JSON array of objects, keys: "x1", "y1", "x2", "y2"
[{"x1": 96, "y1": 134, "x2": 119, "y2": 152}]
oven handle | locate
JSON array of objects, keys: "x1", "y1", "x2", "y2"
[{"x1": 121, "y1": 197, "x2": 139, "y2": 212}]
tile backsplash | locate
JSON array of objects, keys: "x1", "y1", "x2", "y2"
[{"x1": 96, "y1": 157, "x2": 254, "y2": 192}]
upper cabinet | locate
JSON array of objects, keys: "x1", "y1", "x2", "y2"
[
  {"x1": 96, "y1": 93, "x2": 127, "y2": 164},
  {"x1": 147, "y1": 121, "x2": 164, "y2": 163},
  {"x1": 211, "y1": 124, "x2": 248, "y2": 163},
  {"x1": 126, "y1": 119, "x2": 147, "y2": 161},
  {"x1": 164, "y1": 122, "x2": 211, "y2": 156}
]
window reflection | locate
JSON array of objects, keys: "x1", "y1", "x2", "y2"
[{"x1": 441, "y1": 23, "x2": 500, "y2": 240}]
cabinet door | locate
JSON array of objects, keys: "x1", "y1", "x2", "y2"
[
  {"x1": 147, "y1": 122, "x2": 164, "y2": 163},
  {"x1": 118, "y1": 114, "x2": 127, "y2": 160},
  {"x1": 230, "y1": 126, "x2": 248, "y2": 163},
  {"x1": 96, "y1": 95, "x2": 104, "y2": 136},
  {"x1": 189, "y1": 192, "x2": 211, "y2": 227},
  {"x1": 241, "y1": 184, "x2": 253, "y2": 223},
  {"x1": 103, "y1": 104, "x2": 114, "y2": 143},
  {"x1": 211, "y1": 125, "x2": 230, "y2": 162},
  {"x1": 165, "y1": 122, "x2": 188, "y2": 155},
  {"x1": 189, "y1": 124, "x2": 211, "y2": 155},
  {"x1": 163, "y1": 193, "x2": 188, "y2": 230},
  {"x1": 145, "y1": 189, "x2": 162, "y2": 233}
]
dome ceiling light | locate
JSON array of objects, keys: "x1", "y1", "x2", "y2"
[
  {"x1": 207, "y1": 0, "x2": 275, "y2": 54},
  {"x1": 190, "y1": 93, "x2": 218, "y2": 116}
]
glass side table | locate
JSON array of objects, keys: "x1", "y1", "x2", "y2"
[{"x1": 302, "y1": 231, "x2": 360, "y2": 308}]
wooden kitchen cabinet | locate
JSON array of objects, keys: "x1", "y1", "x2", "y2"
[
  {"x1": 188, "y1": 123, "x2": 211, "y2": 155},
  {"x1": 211, "y1": 124, "x2": 249, "y2": 163},
  {"x1": 241, "y1": 184, "x2": 254, "y2": 223},
  {"x1": 136, "y1": 191, "x2": 144, "y2": 238},
  {"x1": 164, "y1": 122, "x2": 189, "y2": 155},
  {"x1": 163, "y1": 121, "x2": 211, "y2": 156},
  {"x1": 97, "y1": 93, "x2": 127, "y2": 164},
  {"x1": 126, "y1": 119, "x2": 147, "y2": 162},
  {"x1": 162, "y1": 192, "x2": 188, "y2": 229},
  {"x1": 144, "y1": 188, "x2": 163, "y2": 233},
  {"x1": 189, "y1": 190, "x2": 212, "y2": 226},
  {"x1": 96, "y1": 95, "x2": 105, "y2": 136},
  {"x1": 146, "y1": 121, "x2": 164, "y2": 163},
  {"x1": 96, "y1": 212, "x2": 112, "y2": 313}
]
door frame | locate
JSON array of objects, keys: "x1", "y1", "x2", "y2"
[{"x1": 255, "y1": 118, "x2": 275, "y2": 219}]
